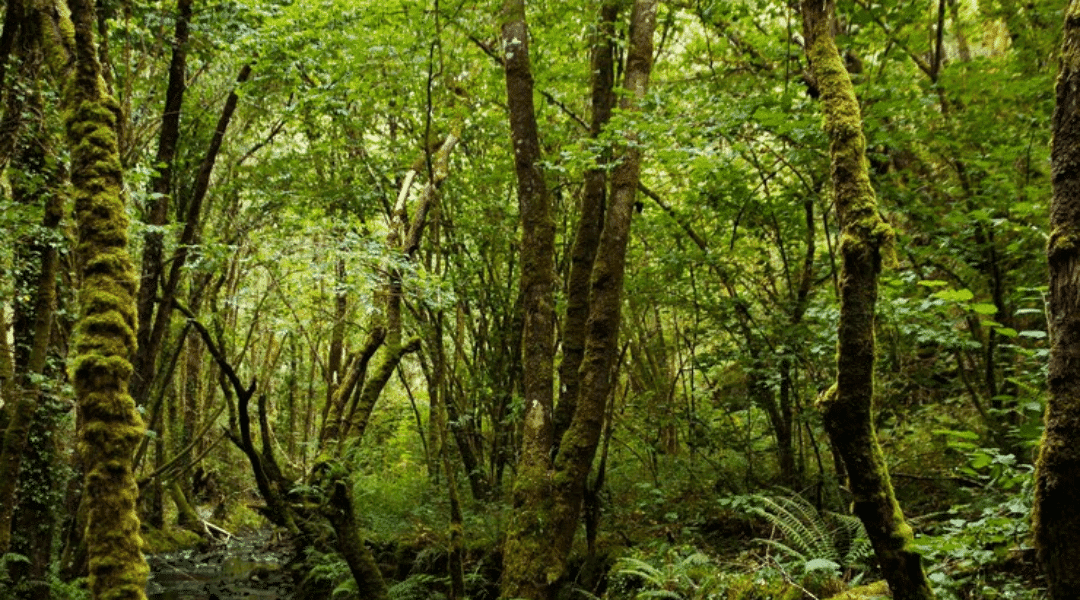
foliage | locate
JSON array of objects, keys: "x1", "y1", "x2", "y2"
[
  {"x1": 911, "y1": 441, "x2": 1040, "y2": 600},
  {"x1": 387, "y1": 573, "x2": 450, "y2": 600},
  {"x1": 0, "y1": 553, "x2": 90, "y2": 600},
  {"x1": 0, "y1": 0, "x2": 1065, "y2": 596},
  {"x1": 605, "y1": 545, "x2": 803, "y2": 600},
  {"x1": 743, "y1": 492, "x2": 872, "y2": 582},
  {"x1": 302, "y1": 548, "x2": 354, "y2": 598}
]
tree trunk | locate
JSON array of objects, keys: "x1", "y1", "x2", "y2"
[
  {"x1": 1035, "y1": 3, "x2": 1080, "y2": 598},
  {"x1": 500, "y1": 3, "x2": 658, "y2": 598},
  {"x1": 498, "y1": 1, "x2": 558, "y2": 596},
  {"x1": 800, "y1": 2, "x2": 934, "y2": 600},
  {"x1": 552, "y1": 0, "x2": 618, "y2": 447},
  {"x1": 65, "y1": 0, "x2": 149, "y2": 597},
  {"x1": 131, "y1": 0, "x2": 192, "y2": 406}
]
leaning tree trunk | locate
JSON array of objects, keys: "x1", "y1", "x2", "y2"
[
  {"x1": 800, "y1": 2, "x2": 934, "y2": 600},
  {"x1": 65, "y1": 0, "x2": 149, "y2": 597},
  {"x1": 1035, "y1": 3, "x2": 1080, "y2": 598}
]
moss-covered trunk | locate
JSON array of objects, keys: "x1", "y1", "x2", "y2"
[
  {"x1": 548, "y1": 0, "x2": 656, "y2": 572},
  {"x1": 500, "y1": 3, "x2": 657, "y2": 599},
  {"x1": 1035, "y1": 3, "x2": 1080, "y2": 598},
  {"x1": 65, "y1": 0, "x2": 149, "y2": 597},
  {"x1": 800, "y1": 2, "x2": 934, "y2": 600},
  {"x1": 498, "y1": 0, "x2": 558, "y2": 597}
]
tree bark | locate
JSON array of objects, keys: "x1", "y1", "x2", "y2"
[
  {"x1": 315, "y1": 465, "x2": 388, "y2": 600},
  {"x1": 133, "y1": 62, "x2": 251, "y2": 407},
  {"x1": 549, "y1": 0, "x2": 656, "y2": 561},
  {"x1": 801, "y1": 2, "x2": 934, "y2": 599},
  {"x1": 66, "y1": 0, "x2": 149, "y2": 596},
  {"x1": 1035, "y1": 3, "x2": 1080, "y2": 598}
]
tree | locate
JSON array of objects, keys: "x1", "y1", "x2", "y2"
[
  {"x1": 1034, "y1": 2, "x2": 1080, "y2": 597},
  {"x1": 65, "y1": 0, "x2": 149, "y2": 596},
  {"x1": 800, "y1": 1, "x2": 934, "y2": 599},
  {"x1": 499, "y1": 1, "x2": 658, "y2": 598}
]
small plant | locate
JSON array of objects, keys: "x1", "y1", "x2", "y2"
[
  {"x1": 301, "y1": 548, "x2": 354, "y2": 598},
  {"x1": 610, "y1": 547, "x2": 721, "y2": 599},
  {"x1": 606, "y1": 545, "x2": 805, "y2": 600},
  {"x1": 388, "y1": 573, "x2": 448, "y2": 600},
  {"x1": 745, "y1": 492, "x2": 872, "y2": 582}
]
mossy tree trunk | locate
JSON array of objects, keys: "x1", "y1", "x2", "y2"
[
  {"x1": 800, "y1": 2, "x2": 934, "y2": 600},
  {"x1": 1035, "y1": 3, "x2": 1080, "y2": 598},
  {"x1": 499, "y1": 2, "x2": 657, "y2": 598},
  {"x1": 65, "y1": 0, "x2": 149, "y2": 597},
  {"x1": 498, "y1": 0, "x2": 558, "y2": 597}
]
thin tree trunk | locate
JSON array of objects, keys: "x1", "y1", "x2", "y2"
[
  {"x1": 66, "y1": 0, "x2": 149, "y2": 596},
  {"x1": 801, "y1": 2, "x2": 934, "y2": 599},
  {"x1": 137, "y1": 63, "x2": 252, "y2": 407},
  {"x1": 1035, "y1": 3, "x2": 1080, "y2": 598},
  {"x1": 552, "y1": 0, "x2": 618, "y2": 446},
  {"x1": 132, "y1": 0, "x2": 191, "y2": 405}
]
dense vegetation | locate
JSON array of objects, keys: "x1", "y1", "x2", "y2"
[{"x1": 0, "y1": 0, "x2": 1069, "y2": 599}]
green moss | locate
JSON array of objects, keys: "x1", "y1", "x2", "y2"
[
  {"x1": 1047, "y1": 227, "x2": 1080, "y2": 261},
  {"x1": 816, "y1": 384, "x2": 838, "y2": 411},
  {"x1": 140, "y1": 527, "x2": 202, "y2": 554},
  {"x1": 70, "y1": 354, "x2": 135, "y2": 385},
  {"x1": 824, "y1": 580, "x2": 891, "y2": 599}
]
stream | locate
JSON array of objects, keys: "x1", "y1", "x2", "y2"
[{"x1": 146, "y1": 530, "x2": 293, "y2": 600}]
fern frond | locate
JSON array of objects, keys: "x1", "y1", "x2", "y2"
[
  {"x1": 614, "y1": 557, "x2": 667, "y2": 587},
  {"x1": 826, "y1": 510, "x2": 872, "y2": 569},
  {"x1": 750, "y1": 493, "x2": 838, "y2": 563},
  {"x1": 757, "y1": 538, "x2": 809, "y2": 563}
]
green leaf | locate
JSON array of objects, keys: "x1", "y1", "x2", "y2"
[
  {"x1": 804, "y1": 558, "x2": 841, "y2": 573},
  {"x1": 970, "y1": 303, "x2": 998, "y2": 315},
  {"x1": 994, "y1": 327, "x2": 1019, "y2": 338},
  {"x1": 1018, "y1": 330, "x2": 1047, "y2": 339},
  {"x1": 918, "y1": 279, "x2": 949, "y2": 287},
  {"x1": 970, "y1": 453, "x2": 992, "y2": 469},
  {"x1": 933, "y1": 288, "x2": 975, "y2": 302}
]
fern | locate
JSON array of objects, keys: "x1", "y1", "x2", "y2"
[
  {"x1": 747, "y1": 491, "x2": 871, "y2": 575},
  {"x1": 611, "y1": 549, "x2": 721, "y2": 600},
  {"x1": 388, "y1": 573, "x2": 448, "y2": 600}
]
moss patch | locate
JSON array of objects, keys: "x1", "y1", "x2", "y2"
[
  {"x1": 140, "y1": 527, "x2": 202, "y2": 554},
  {"x1": 825, "y1": 580, "x2": 891, "y2": 599}
]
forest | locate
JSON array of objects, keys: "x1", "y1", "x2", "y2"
[{"x1": 0, "y1": 0, "x2": 1077, "y2": 599}]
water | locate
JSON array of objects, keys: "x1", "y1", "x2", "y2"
[{"x1": 146, "y1": 532, "x2": 292, "y2": 600}]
